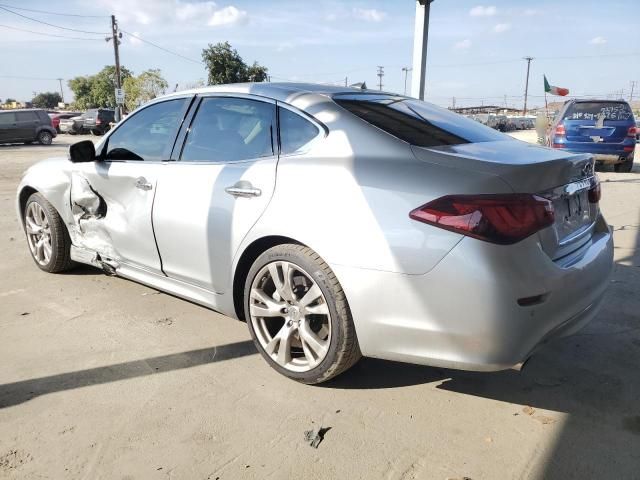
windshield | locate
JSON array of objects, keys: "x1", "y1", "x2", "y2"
[
  {"x1": 564, "y1": 102, "x2": 633, "y2": 121},
  {"x1": 334, "y1": 94, "x2": 509, "y2": 147}
]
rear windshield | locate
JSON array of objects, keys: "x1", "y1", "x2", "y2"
[
  {"x1": 334, "y1": 94, "x2": 508, "y2": 147},
  {"x1": 564, "y1": 102, "x2": 633, "y2": 121}
]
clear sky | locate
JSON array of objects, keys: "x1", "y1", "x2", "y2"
[{"x1": 0, "y1": 0, "x2": 638, "y2": 108}]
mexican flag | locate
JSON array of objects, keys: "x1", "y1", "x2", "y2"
[{"x1": 544, "y1": 75, "x2": 569, "y2": 96}]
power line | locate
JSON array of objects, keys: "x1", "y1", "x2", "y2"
[
  {"x1": 0, "y1": 74, "x2": 60, "y2": 81},
  {"x1": 0, "y1": 23, "x2": 104, "y2": 40},
  {"x1": 0, "y1": 3, "x2": 109, "y2": 18},
  {"x1": 120, "y1": 30, "x2": 203, "y2": 65},
  {"x1": 0, "y1": 5, "x2": 108, "y2": 35}
]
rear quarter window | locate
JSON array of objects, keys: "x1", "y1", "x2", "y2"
[{"x1": 278, "y1": 107, "x2": 321, "y2": 155}]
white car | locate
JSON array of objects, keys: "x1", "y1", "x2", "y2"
[{"x1": 16, "y1": 83, "x2": 614, "y2": 383}]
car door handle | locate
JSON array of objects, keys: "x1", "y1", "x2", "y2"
[
  {"x1": 225, "y1": 182, "x2": 262, "y2": 198},
  {"x1": 134, "y1": 177, "x2": 153, "y2": 191}
]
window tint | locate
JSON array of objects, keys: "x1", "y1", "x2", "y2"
[
  {"x1": 181, "y1": 97, "x2": 275, "y2": 162},
  {"x1": 16, "y1": 111, "x2": 37, "y2": 122},
  {"x1": 279, "y1": 107, "x2": 320, "y2": 155},
  {"x1": 0, "y1": 112, "x2": 16, "y2": 125},
  {"x1": 334, "y1": 95, "x2": 507, "y2": 147},
  {"x1": 564, "y1": 102, "x2": 633, "y2": 121},
  {"x1": 105, "y1": 99, "x2": 186, "y2": 161}
]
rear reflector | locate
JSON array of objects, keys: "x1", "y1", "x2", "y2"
[
  {"x1": 588, "y1": 180, "x2": 601, "y2": 203},
  {"x1": 552, "y1": 143, "x2": 566, "y2": 148},
  {"x1": 410, "y1": 194, "x2": 555, "y2": 245},
  {"x1": 623, "y1": 146, "x2": 634, "y2": 152}
]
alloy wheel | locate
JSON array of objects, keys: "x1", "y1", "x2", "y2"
[
  {"x1": 249, "y1": 261, "x2": 331, "y2": 372},
  {"x1": 25, "y1": 202, "x2": 52, "y2": 266}
]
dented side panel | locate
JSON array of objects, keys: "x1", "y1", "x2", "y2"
[{"x1": 69, "y1": 161, "x2": 163, "y2": 273}]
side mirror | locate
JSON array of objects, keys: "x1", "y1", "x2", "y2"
[{"x1": 68, "y1": 140, "x2": 96, "y2": 163}]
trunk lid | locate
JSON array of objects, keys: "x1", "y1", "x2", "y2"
[
  {"x1": 564, "y1": 118, "x2": 629, "y2": 144},
  {"x1": 412, "y1": 140, "x2": 598, "y2": 260}
]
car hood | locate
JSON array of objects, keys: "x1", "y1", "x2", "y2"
[{"x1": 412, "y1": 139, "x2": 594, "y2": 193}]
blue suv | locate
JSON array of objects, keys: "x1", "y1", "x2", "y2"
[{"x1": 548, "y1": 99, "x2": 636, "y2": 172}]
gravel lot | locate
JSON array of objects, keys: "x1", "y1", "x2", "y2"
[{"x1": 0, "y1": 134, "x2": 639, "y2": 479}]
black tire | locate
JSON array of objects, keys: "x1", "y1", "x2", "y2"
[
  {"x1": 24, "y1": 193, "x2": 75, "y2": 273},
  {"x1": 614, "y1": 157, "x2": 634, "y2": 173},
  {"x1": 37, "y1": 130, "x2": 52, "y2": 145},
  {"x1": 244, "y1": 244, "x2": 361, "y2": 384},
  {"x1": 90, "y1": 129, "x2": 102, "y2": 136}
]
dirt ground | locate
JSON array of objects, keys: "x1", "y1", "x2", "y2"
[{"x1": 1, "y1": 134, "x2": 639, "y2": 480}]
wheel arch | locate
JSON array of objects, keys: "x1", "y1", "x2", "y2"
[
  {"x1": 18, "y1": 185, "x2": 38, "y2": 227},
  {"x1": 232, "y1": 235, "x2": 305, "y2": 321}
]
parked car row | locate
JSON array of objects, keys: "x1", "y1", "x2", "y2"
[
  {"x1": 467, "y1": 114, "x2": 535, "y2": 132},
  {"x1": 58, "y1": 108, "x2": 115, "y2": 136}
]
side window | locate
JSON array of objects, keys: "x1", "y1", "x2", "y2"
[
  {"x1": 180, "y1": 97, "x2": 275, "y2": 162},
  {"x1": 16, "y1": 111, "x2": 36, "y2": 122},
  {"x1": 279, "y1": 107, "x2": 320, "y2": 155},
  {"x1": 105, "y1": 99, "x2": 187, "y2": 161},
  {"x1": 0, "y1": 112, "x2": 16, "y2": 125}
]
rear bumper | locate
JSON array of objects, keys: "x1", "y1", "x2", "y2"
[
  {"x1": 333, "y1": 215, "x2": 614, "y2": 371},
  {"x1": 557, "y1": 144, "x2": 635, "y2": 163}
]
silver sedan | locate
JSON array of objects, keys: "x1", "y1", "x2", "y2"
[{"x1": 16, "y1": 83, "x2": 614, "y2": 384}]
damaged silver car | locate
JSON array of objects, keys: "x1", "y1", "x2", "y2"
[{"x1": 17, "y1": 83, "x2": 613, "y2": 384}]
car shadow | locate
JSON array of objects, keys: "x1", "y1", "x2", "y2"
[{"x1": 0, "y1": 340, "x2": 257, "y2": 409}]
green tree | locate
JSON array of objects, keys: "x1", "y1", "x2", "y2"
[
  {"x1": 4, "y1": 98, "x2": 16, "y2": 104},
  {"x1": 31, "y1": 91, "x2": 63, "y2": 109},
  {"x1": 201, "y1": 41, "x2": 268, "y2": 85},
  {"x1": 68, "y1": 65, "x2": 133, "y2": 109},
  {"x1": 123, "y1": 69, "x2": 168, "y2": 111}
]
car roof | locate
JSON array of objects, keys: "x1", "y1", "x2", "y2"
[
  {"x1": 570, "y1": 99, "x2": 631, "y2": 104},
  {"x1": 161, "y1": 82, "x2": 396, "y2": 103},
  {"x1": 0, "y1": 108, "x2": 44, "y2": 113}
]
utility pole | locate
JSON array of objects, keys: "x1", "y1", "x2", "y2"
[
  {"x1": 110, "y1": 15, "x2": 122, "y2": 121},
  {"x1": 522, "y1": 56, "x2": 533, "y2": 115},
  {"x1": 56, "y1": 78, "x2": 64, "y2": 104},
  {"x1": 630, "y1": 81, "x2": 637, "y2": 102},
  {"x1": 402, "y1": 67, "x2": 412, "y2": 95},
  {"x1": 345, "y1": 77, "x2": 348, "y2": 87},
  {"x1": 411, "y1": 0, "x2": 434, "y2": 100},
  {"x1": 452, "y1": 96, "x2": 456, "y2": 109},
  {"x1": 377, "y1": 66, "x2": 384, "y2": 91}
]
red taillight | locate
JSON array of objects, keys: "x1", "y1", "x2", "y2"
[
  {"x1": 95, "y1": 118, "x2": 102, "y2": 125},
  {"x1": 588, "y1": 180, "x2": 601, "y2": 203},
  {"x1": 628, "y1": 126, "x2": 637, "y2": 138},
  {"x1": 555, "y1": 124, "x2": 566, "y2": 136},
  {"x1": 409, "y1": 194, "x2": 555, "y2": 245}
]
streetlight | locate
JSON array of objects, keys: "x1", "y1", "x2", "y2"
[{"x1": 411, "y1": 0, "x2": 434, "y2": 100}]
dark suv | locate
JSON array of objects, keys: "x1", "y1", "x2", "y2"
[
  {"x1": 0, "y1": 109, "x2": 57, "y2": 145},
  {"x1": 82, "y1": 108, "x2": 115, "y2": 135}
]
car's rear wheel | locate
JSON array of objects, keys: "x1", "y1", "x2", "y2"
[
  {"x1": 244, "y1": 244, "x2": 361, "y2": 384},
  {"x1": 37, "y1": 131, "x2": 52, "y2": 145},
  {"x1": 614, "y1": 157, "x2": 634, "y2": 173},
  {"x1": 90, "y1": 129, "x2": 102, "y2": 136},
  {"x1": 24, "y1": 193, "x2": 75, "y2": 273}
]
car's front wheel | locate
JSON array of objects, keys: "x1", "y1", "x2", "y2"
[
  {"x1": 244, "y1": 244, "x2": 361, "y2": 384},
  {"x1": 24, "y1": 193, "x2": 75, "y2": 273},
  {"x1": 37, "y1": 130, "x2": 52, "y2": 145}
]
